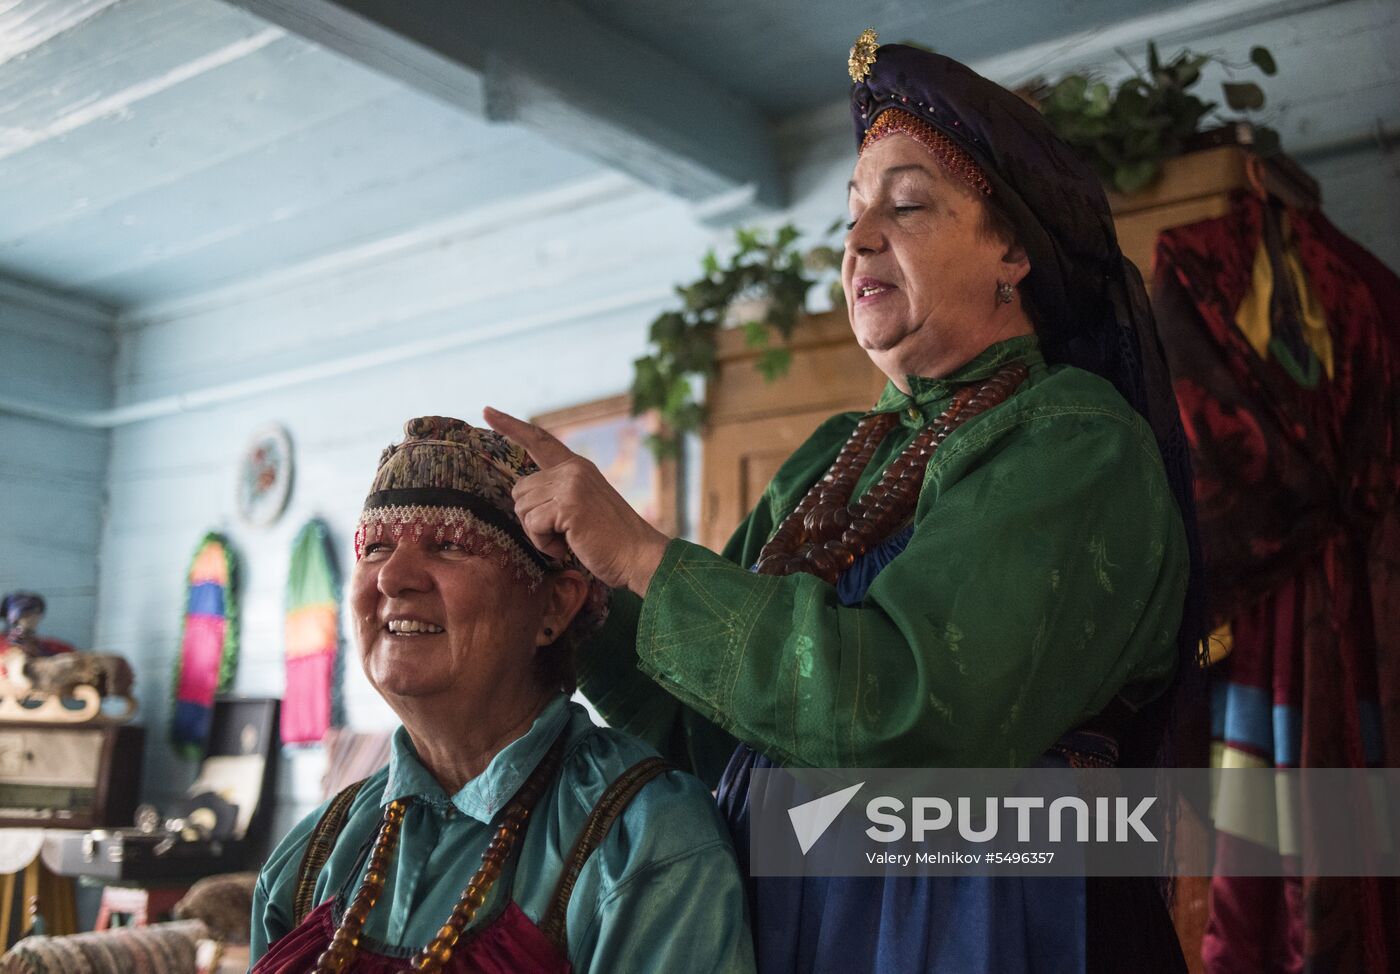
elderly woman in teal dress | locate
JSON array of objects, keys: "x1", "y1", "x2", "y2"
[
  {"x1": 487, "y1": 31, "x2": 1204, "y2": 973},
  {"x1": 249, "y1": 417, "x2": 754, "y2": 973}
]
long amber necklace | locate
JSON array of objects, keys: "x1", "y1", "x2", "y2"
[
  {"x1": 311, "y1": 733, "x2": 567, "y2": 974},
  {"x1": 756, "y1": 363, "x2": 1029, "y2": 584}
]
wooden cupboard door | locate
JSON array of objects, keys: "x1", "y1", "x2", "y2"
[
  {"x1": 1115, "y1": 196, "x2": 1234, "y2": 280},
  {"x1": 700, "y1": 407, "x2": 859, "y2": 553},
  {"x1": 707, "y1": 337, "x2": 881, "y2": 426}
]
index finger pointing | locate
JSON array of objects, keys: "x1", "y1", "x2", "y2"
[{"x1": 482, "y1": 406, "x2": 575, "y2": 468}]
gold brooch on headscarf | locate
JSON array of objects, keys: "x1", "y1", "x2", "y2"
[{"x1": 848, "y1": 28, "x2": 879, "y2": 82}]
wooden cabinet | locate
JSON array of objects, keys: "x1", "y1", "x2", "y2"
[
  {"x1": 1110, "y1": 144, "x2": 1319, "y2": 280},
  {"x1": 697, "y1": 310, "x2": 883, "y2": 552}
]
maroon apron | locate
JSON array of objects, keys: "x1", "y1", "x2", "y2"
[{"x1": 251, "y1": 896, "x2": 568, "y2": 974}]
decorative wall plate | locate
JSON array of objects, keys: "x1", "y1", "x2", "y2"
[{"x1": 236, "y1": 424, "x2": 293, "y2": 527}]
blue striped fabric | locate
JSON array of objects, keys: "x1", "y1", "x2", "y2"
[{"x1": 186, "y1": 580, "x2": 224, "y2": 616}]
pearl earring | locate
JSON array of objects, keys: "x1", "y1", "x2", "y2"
[{"x1": 996, "y1": 281, "x2": 1014, "y2": 304}]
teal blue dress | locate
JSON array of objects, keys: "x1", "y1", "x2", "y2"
[{"x1": 250, "y1": 696, "x2": 756, "y2": 973}]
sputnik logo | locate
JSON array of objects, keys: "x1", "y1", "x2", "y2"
[{"x1": 787, "y1": 782, "x2": 864, "y2": 854}]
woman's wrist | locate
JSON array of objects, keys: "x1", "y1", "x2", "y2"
[{"x1": 627, "y1": 532, "x2": 671, "y2": 598}]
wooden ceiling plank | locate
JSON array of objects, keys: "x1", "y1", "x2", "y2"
[
  {"x1": 68, "y1": 123, "x2": 594, "y2": 299},
  {"x1": 0, "y1": 0, "x2": 125, "y2": 67},
  {"x1": 0, "y1": 40, "x2": 407, "y2": 284},
  {"x1": 0, "y1": 28, "x2": 283, "y2": 164},
  {"x1": 0, "y1": 0, "x2": 280, "y2": 151}
]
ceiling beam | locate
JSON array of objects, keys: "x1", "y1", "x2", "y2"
[
  {"x1": 220, "y1": 0, "x2": 782, "y2": 214},
  {"x1": 0, "y1": 0, "x2": 126, "y2": 68}
]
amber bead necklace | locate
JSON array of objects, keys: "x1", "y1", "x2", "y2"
[
  {"x1": 755, "y1": 363, "x2": 1029, "y2": 584},
  {"x1": 310, "y1": 733, "x2": 567, "y2": 974}
]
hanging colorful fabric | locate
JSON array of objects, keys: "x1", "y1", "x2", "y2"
[
  {"x1": 171, "y1": 533, "x2": 239, "y2": 759},
  {"x1": 1154, "y1": 195, "x2": 1400, "y2": 973},
  {"x1": 282, "y1": 519, "x2": 341, "y2": 745}
]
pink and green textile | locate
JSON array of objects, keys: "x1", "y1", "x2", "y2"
[
  {"x1": 283, "y1": 519, "x2": 341, "y2": 744},
  {"x1": 171, "y1": 532, "x2": 239, "y2": 759}
]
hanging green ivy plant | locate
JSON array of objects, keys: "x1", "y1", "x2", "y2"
[
  {"x1": 630, "y1": 223, "x2": 843, "y2": 457},
  {"x1": 1037, "y1": 42, "x2": 1280, "y2": 194}
]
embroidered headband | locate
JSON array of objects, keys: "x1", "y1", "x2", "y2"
[{"x1": 859, "y1": 108, "x2": 992, "y2": 197}]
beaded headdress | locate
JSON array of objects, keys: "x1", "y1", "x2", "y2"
[
  {"x1": 355, "y1": 416, "x2": 608, "y2": 632},
  {"x1": 859, "y1": 108, "x2": 992, "y2": 197}
]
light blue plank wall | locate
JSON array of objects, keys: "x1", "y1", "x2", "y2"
[
  {"x1": 1303, "y1": 147, "x2": 1400, "y2": 269},
  {"x1": 0, "y1": 281, "x2": 113, "y2": 649}
]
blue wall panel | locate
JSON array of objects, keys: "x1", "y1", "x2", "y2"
[{"x1": 0, "y1": 282, "x2": 112, "y2": 649}]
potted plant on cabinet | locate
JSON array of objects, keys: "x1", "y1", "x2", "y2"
[
  {"x1": 629, "y1": 223, "x2": 842, "y2": 457},
  {"x1": 1034, "y1": 41, "x2": 1281, "y2": 194}
]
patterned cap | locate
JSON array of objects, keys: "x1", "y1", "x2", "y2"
[{"x1": 356, "y1": 416, "x2": 608, "y2": 633}]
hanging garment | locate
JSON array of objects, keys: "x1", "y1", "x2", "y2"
[
  {"x1": 171, "y1": 533, "x2": 239, "y2": 758},
  {"x1": 283, "y1": 519, "x2": 341, "y2": 745},
  {"x1": 1153, "y1": 191, "x2": 1400, "y2": 973}
]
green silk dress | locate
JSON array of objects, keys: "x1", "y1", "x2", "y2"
[
  {"x1": 577, "y1": 334, "x2": 1190, "y2": 972},
  {"x1": 580, "y1": 334, "x2": 1188, "y2": 777}
]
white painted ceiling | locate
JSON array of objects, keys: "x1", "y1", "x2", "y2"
[
  {"x1": 0, "y1": 0, "x2": 1391, "y2": 312},
  {"x1": 0, "y1": 0, "x2": 600, "y2": 307}
]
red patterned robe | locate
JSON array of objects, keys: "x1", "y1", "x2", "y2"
[{"x1": 1153, "y1": 191, "x2": 1400, "y2": 972}]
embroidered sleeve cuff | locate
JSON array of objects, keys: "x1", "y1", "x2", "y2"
[{"x1": 635, "y1": 538, "x2": 747, "y2": 731}]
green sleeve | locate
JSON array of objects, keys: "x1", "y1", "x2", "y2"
[
  {"x1": 577, "y1": 588, "x2": 740, "y2": 787},
  {"x1": 633, "y1": 406, "x2": 1188, "y2": 769},
  {"x1": 574, "y1": 416, "x2": 854, "y2": 785}
]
